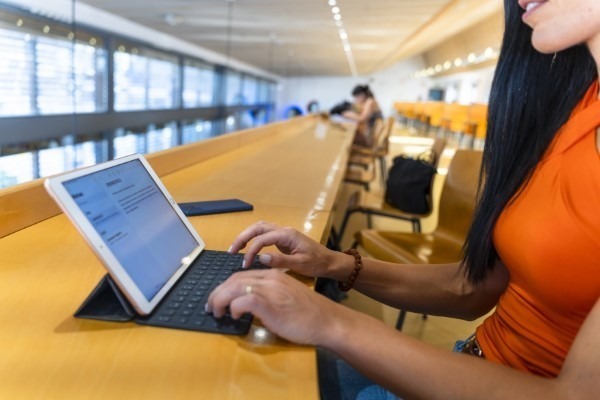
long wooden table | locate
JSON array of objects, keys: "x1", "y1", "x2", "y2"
[{"x1": 0, "y1": 116, "x2": 354, "y2": 399}]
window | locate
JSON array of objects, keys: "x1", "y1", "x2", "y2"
[
  {"x1": 242, "y1": 76, "x2": 258, "y2": 105},
  {"x1": 114, "y1": 129, "x2": 147, "y2": 157},
  {"x1": 268, "y1": 82, "x2": 278, "y2": 104},
  {"x1": 0, "y1": 152, "x2": 34, "y2": 188},
  {"x1": 0, "y1": 12, "x2": 107, "y2": 116},
  {"x1": 148, "y1": 57, "x2": 179, "y2": 109},
  {"x1": 0, "y1": 27, "x2": 34, "y2": 116},
  {"x1": 0, "y1": 9, "x2": 277, "y2": 191},
  {"x1": 114, "y1": 45, "x2": 180, "y2": 111},
  {"x1": 225, "y1": 71, "x2": 242, "y2": 105},
  {"x1": 38, "y1": 139, "x2": 100, "y2": 177},
  {"x1": 36, "y1": 37, "x2": 107, "y2": 114},
  {"x1": 257, "y1": 80, "x2": 270, "y2": 104},
  {"x1": 182, "y1": 120, "x2": 213, "y2": 144},
  {"x1": 147, "y1": 123, "x2": 176, "y2": 153},
  {"x1": 183, "y1": 61, "x2": 215, "y2": 107}
]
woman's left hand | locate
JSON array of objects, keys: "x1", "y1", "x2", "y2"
[{"x1": 206, "y1": 269, "x2": 346, "y2": 345}]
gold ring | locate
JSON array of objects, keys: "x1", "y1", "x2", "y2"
[{"x1": 245, "y1": 285, "x2": 253, "y2": 295}]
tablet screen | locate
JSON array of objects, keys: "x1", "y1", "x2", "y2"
[{"x1": 62, "y1": 159, "x2": 199, "y2": 301}]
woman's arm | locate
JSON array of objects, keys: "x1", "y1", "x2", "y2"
[
  {"x1": 323, "y1": 295, "x2": 600, "y2": 400},
  {"x1": 326, "y1": 255, "x2": 509, "y2": 320},
  {"x1": 207, "y1": 270, "x2": 600, "y2": 400},
  {"x1": 343, "y1": 98, "x2": 375, "y2": 123},
  {"x1": 230, "y1": 222, "x2": 508, "y2": 320}
]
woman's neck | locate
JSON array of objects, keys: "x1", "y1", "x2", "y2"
[{"x1": 588, "y1": 35, "x2": 600, "y2": 98}]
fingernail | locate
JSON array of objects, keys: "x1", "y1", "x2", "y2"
[
  {"x1": 227, "y1": 245, "x2": 233, "y2": 253},
  {"x1": 259, "y1": 254, "x2": 272, "y2": 265},
  {"x1": 205, "y1": 303, "x2": 211, "y2": 313},
  {"x1": 242, "y1": 259, "x2": 246, "y2": 269}
]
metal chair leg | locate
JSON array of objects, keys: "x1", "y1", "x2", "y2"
[
  {"x1": 396, "y1": 310, "x2": 407, "y2": 330},
  {"x1": 379, "y1": 156, "x2": 387, "y2": 187},
  {"x1": 412, "y1": 219, "x2": 422, "y2": 233},
  {"x1": 338, "y1": 209, "x2": 359, "y2": 245}
]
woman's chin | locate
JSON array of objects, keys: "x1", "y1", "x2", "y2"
[{"x1": 531, "y1": 32, "x2": 571, "y2": 54}]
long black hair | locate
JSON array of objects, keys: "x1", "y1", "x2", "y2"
[{"x1": 462, "y1": 0, "x2": 598, "y2": 284}]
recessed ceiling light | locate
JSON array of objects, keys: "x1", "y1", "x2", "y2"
[
  {"x1": 335, "y1": 20, "x2": 343, "y2": 27},
  {"x1": 43, "y1": 25, "x2": 50, "y2": 34},
  {"x1": 454, "y1": 58, "x2": 463, "y2": 67},
  {"x1": 16, "y1": 19, "x2": 23, "y2": 27},
  {"x1": 443, "y1": 61, "x2": 451, "y2": 70},
  {"x1": 339, "y1": 31, "x2": 348, "y2": 40},
  {"x1": 334, "y1": 14, "x2": 342, "y2": 21},
  {"x1": 484, "y1": 47, "x2": 494, "y2": 58},
  {"x1": 331, "y1": 6, "x2": 340, "y2": 14},
  {"x1": 328, "y1": 0, "x2": 336, "y2": 5},
  {"x1": 468, "y1": 53, "x2": 477, "y2": 63}
]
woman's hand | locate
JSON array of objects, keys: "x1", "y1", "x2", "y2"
[
  {"x1": 206, "y1": 269, "x2": 347, "y2": 345},
  {"x1": 229, "y1": 221, "x2": 349, "y2": 279}
]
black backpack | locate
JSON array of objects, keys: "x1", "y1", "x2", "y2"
[{"x1": 385, "y1": 153, "x2": 437, "y2": 214}]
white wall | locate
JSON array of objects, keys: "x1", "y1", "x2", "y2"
[
  {"x1": 277, "y1": 56, "x2": 429, "y2": 118},
  {"x1": 277, "y1": 59, "x2": 496, "y2": 119},
  {"x1": 429, "y1": 66, "x2": 496, "y2": 105}
]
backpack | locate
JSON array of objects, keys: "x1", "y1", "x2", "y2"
[{"x1": 385, "y1": 153, "x2": 437, "y2": 214}]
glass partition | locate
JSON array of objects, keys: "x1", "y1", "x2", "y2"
[{"x1": 0, "y1": 1, "x2": 276, "y2": 190}]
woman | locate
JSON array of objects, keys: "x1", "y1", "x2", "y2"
[
  {"x1": 208, "y1": 0, "x2": 600, "y2": 398},
  {"x1": 343, "y1": 85, "x2": 384, "y2": 147}
]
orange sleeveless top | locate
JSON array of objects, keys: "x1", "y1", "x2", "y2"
[{"x1": 477, "y1": 81, "x2": 600, "y2": 377}]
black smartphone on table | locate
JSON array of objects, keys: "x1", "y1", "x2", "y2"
[{"x1": 178, "y1": 199, "x2": 254, "y2": 216}]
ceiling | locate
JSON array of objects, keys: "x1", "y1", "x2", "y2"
[{"x1": 80, "y1": 0, "x2": 502, "y2": 77}]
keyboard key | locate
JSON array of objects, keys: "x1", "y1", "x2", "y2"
[
  {"x1": 168, "y1": 302, "x2": 181, "y2": 309},
  {"x1": 177, "y1": 317, "x2": 188, "y2": 324},
  {"x1": 186, "y1": 302, "x2": 199, "y2": 309},
  {"x1": 157, "y1": 316, "x2": 171, "y2": 322},
  {"x1": 181, "y1": 310, "x2": 193, "y2": 316}
]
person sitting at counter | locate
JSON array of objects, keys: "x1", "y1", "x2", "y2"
[
  {"x1": 342, "y1": 85, "x2": 384, "y2": 147},
  {"x1": 207, "y1": 0, "x2": 600, "y2": 398}
]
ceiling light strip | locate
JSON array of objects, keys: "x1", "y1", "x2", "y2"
[
  {"x1": 329, "y1": 0, "x2": 358, "y2": 77},
  {"x1": 414, "y1": 46, "x2": 499, "y2": 79}
]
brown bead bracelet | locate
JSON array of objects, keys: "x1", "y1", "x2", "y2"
[{"x1": 338, "y1": 248, "x2": 363, "y2": 292}]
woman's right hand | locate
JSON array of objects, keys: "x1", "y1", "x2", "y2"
[{"x1": 229, "y1": 221, "x2": 348, "y2": 279}]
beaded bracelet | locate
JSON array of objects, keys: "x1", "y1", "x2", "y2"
[{"x1": 338, "y1": 249, "x2": 363, "y2": 292}]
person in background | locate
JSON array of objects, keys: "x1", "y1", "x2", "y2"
[
  {"x1": 343, "y1": 85, "x2": 383, "y2": 147},
  {"x1": 208, "y1": 0, "x2": 600, "y2": 398}
]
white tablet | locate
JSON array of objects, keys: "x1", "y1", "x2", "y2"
[{"x1": 45, "y1": 154, "x2": 205, "y2": 315}]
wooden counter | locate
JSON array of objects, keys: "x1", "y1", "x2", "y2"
[{"x1": 0, "y1": 115, "x2": 354, "y2": 399}]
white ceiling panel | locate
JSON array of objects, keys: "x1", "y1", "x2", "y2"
[{"x1": 80, "y1": 0, "x2": 500, "y2": 76}]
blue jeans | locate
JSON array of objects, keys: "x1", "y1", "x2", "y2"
[
  {"x1": 318, "y1": 337, "x2": 471, "y2": 400},
  {"x1": 317, "y1": 348, "x2": 400, "y2": 400}
]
